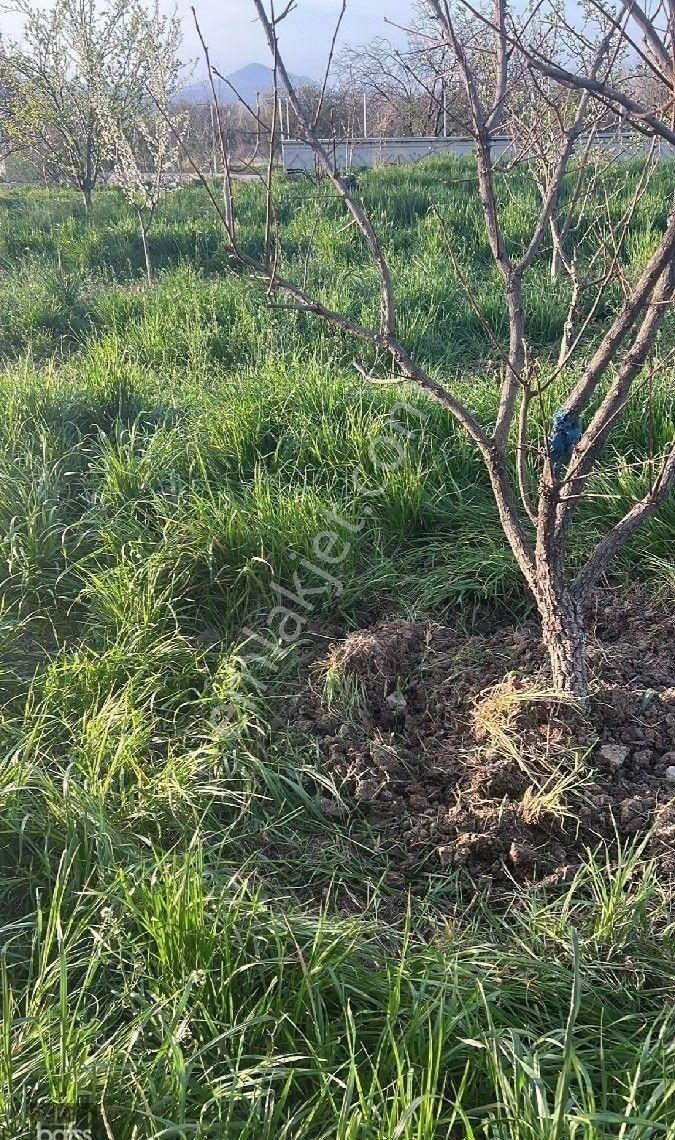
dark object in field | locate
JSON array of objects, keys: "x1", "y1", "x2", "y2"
[
  {"x1": 549, "y1": 409, "x2": 582, "y2": 476},
  {"x1": 342, "y1": 173, "x2": 359, "y2": 195}
]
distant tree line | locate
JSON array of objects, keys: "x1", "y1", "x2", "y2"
[
  {"x1": 170, "y1": 1, "x2": 659, "y2": 175},
  {"x1": 0, "y1": 0, "x2": 663, "y2": 188}
]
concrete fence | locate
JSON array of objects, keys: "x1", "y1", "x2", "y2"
[{"x1": 281, "y1": 132, "x2": 675, "y2": 174}]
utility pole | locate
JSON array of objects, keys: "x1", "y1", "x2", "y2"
[
  {"x1": 363, "y1": 91, "x2": 367, "y2": 138},
  {"x1": 442, "y1": 79, "x2": 448, "y2": 137},
  {"x1": 209, "y1": 101, "x2": 217, "y2": 175}
]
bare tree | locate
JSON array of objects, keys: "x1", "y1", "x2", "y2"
[
  {"x1": 339, "y1": 35, "x2": 458, "y2": 137},
  {"x1": 194, "y1": 0, "x2": 674, "y2": 697}
]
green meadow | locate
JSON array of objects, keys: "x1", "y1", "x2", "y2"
[{"x1": 0, "y1": 159, "x2": 674, "y2": 1138}]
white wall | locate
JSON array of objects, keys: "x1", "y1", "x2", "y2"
[{"x1": 281, "y1": 133, "x2": 675, "y2": 173}]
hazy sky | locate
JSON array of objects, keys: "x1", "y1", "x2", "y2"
[
  {"x1": 168, "y1": 0, "x2": 412, "y2": 78},
  {"x1": 1, "y1": 0, "x2": 413, "y2": 79}
]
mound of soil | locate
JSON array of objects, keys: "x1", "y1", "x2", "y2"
[{"x1": 296, "y1": 595, "x2": 675, "y2": 889}]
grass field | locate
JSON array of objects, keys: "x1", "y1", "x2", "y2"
[{"x1": 0, "y1": 160, "x2": 674, "y2": 1139}]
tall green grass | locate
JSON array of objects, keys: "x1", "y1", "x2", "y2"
[{"x1": 0, "y1": 160, "x2": 673, "y2": 1137}]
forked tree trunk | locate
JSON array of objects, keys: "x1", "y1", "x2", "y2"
[{"x1": 536, "y1": 574, "x2": 588, "y2": 697}]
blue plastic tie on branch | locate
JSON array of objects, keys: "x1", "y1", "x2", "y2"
[{"x1": 549, "y1": 410, "x2": 581, "y2": 477}]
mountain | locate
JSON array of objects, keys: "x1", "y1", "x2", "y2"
[{"x1": 180, "y1": 62, "x2": 313, "y2": 106}]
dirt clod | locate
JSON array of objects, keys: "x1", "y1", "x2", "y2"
[{"x1": 599, "y1": 744, "x2": 630, "y2": 769}]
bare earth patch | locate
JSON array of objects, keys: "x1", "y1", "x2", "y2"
[{"x1": 294, "y1": 594, "x2": 675, "y2": 890}]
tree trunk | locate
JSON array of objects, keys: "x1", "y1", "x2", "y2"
[
  {"x1": 82, "y1": 128, "x2": 95, "y2": 213},
  {"x1": 536, "y1": 576, "x2": 588, "y2": 697},
  {"x1": 138, "y1": 212, "x2": 153, "y2": 287}
]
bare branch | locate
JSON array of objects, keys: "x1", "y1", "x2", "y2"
[
  {"x1": 619, "y1": 0, "x2": 674, "y2": 78},
  {"x1": 517, "y1": 384, "x2": 539, "y2": 526},
  {"x1": 574, "y1": 442, "x2": 675, "y2": 597},
  {"x1": 565, "y1": 199, "x2": 675, "y2": 422},
  {"x1": 312, "y1": 0, "x2": 346, "y2": 131},
  {"x1": 251, "y1": 0, "x2": 398, "y2": 337}
]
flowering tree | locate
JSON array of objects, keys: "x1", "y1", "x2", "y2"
[
  {"x1": 96, "y1": 6, "x2": 186, "y2": 284},
  {"x1": 0, "y1": 0, "x2": 172, "y2": 209}
]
